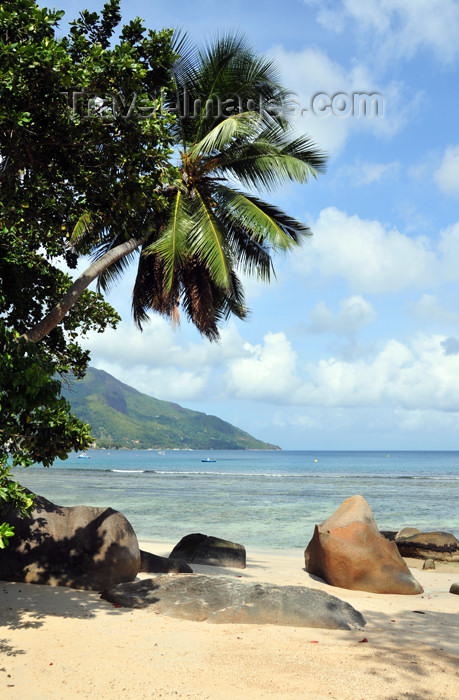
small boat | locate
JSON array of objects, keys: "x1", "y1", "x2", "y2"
[
  {"x1": 157, "y1": 450, "x2": 166, "y2": 455},
  {"x1": 78, "y1": 453, "x2": 90, "y2": 459},
  {"x1": 201, "y1": 458, "x2": 216, "y2": 463}
]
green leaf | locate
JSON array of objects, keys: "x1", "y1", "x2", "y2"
[
  {"x1": 215, "y1": 125, "x2": 327, "y2": 191},
  {"x1": 188, "y1": 111, "x2": 261, "y2": 157},
  {"x1": 0, "y1": 523, "x2": 15, "y2": 549},
  {"x1": 69, "y1": 211, "x2": 92, "y2": 246},
  {"x1": 145, "y1": 189, "x2": 190, "y2": 290},
  {"x1": 214, "y1": 184, "x2": 309, "y2": 252},
  {"x1": 187, "y1": 188, "x2": 232, "y2": 290}
]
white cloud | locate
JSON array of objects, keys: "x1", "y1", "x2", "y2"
[
  {"x1": 296, "y1": 334, "x2": 459, "y2": 411},
  {"x1": 299, "y1": 340, "x2": 413, "y2": 407},
  {"x1": 395, "y1": 408, "x2": 459, "y2": 432},
  {"x1": 306, "y1": 0, "x2": 459, "y2": 64},
  {"x1": 295, "y1": 208, "x2": 459, "y2": 294},
  {"x1": 434, "y1": 145, "x2": 459, "y2": 196},
  {"x1": 268, "y1": 46, "x2": 351, "y2": 153},
  {"x1": 408, "y1": 294, "x2": 458, "y2": 324},
  {"x1": 297, "y1": 207, "x2": 436, "y2": 293},
  {"x1": 218, "y1": 321, "x2": 459, "y2": 412},
  {"x1": 438, "y1": 222, "x2": 459, "y2": 280},
  {"x1": 93, "y1": 361, "x2": 211, "y2": 402},
  {"x1": 225, "y1": 332, "x2": 298, "y2": 402},
  {"x1": 82, "y1": 317, "x2": 244, "y2": 369},
  {"x1": 273, "y1": 411, "x2": 320, "y2": 429},
  {"x1": 273, "y1": 406, "x2": 378, "y2": 434},
  {"x1": 308, "y1": 295, "x2": 377, "y2": 335},
  {"x1": 268, "y1": 46, "x2": 420, "y2": 154},
  {"x1": 338, "y1": 160, "x2": 399, "y2": 185},
  {"x1": 217, "y1": 328, "x2": 459, "y2": 414}
]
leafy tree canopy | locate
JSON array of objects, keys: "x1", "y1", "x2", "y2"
[{"x1": 0, "y1": 0, "x2": 178, "y2": 544}]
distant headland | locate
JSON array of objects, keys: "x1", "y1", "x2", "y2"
[{"x1": 62, "y1": 367, "x2": 280, "y2": 451}]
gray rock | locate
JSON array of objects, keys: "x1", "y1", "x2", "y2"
[
  {"x1": 396, "y1": 532, "x2": 459, "y2": 562},
  {"x1": 0, "y1": 492, "x2": 140, "y2": 590},
  {"x1": 450, "y1": 583, "x2": 459, "y2": 595},
  {"x1": 169, "y1": 533, "x2": 246, "y2": 569},
  {"x1": 422, "y1": 558, "x2": 436, "y2": 570},
  {"x1": 396, "y1": 527, "x2": 422, "y2": 540},
  {"x1": 140, "y1": 550, "x2": 192, "y2": 574},
  {"x1": 102, "y1": 574, "x2": 366, "y2": 629}
]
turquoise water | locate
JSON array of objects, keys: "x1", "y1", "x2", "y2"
[{"x1": 13, "y1": 450, "x2": 459, "y2": 549}]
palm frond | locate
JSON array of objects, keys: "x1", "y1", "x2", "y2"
[
  {"x1": 69, "y1": 211, "x2": 93, "y2": 247},
  {"x1": 219, "y1": 269, "x2": 247, "y2": 320},
  {"x1": 132, "y1": 246, "x2": 179, "y2": 329},
  {"x1": 222, "y1": 222, "x2": 274, "y2": 282},
  {"x1": 171, "y1": 30, "x2": 196, "y2": 72},
  {"x1": 258, "y1": 123, "x2": 327, "y2": 172},
  {"x1": 195, "y1": 32, "x2": 252, "y2": 100},
  {"x1": 195, "y1": 34, "x2": 286, "y2": 108},
  {"x1": 213, "y1": 183, "x2": 310, "y2": 251},
  {"x1": 187, "y1": 188, "x2": 233, "y2": 290},
  {"x1": 170, "y1": 30, "x2": 201, "y2": 145},
  {"x1": 180, "y1": 260, "x2": 247, "y2": 340},
  {"x1": 214, "y1": 125, "x2": 327, "y2": 190},
  {"x1": 144, "y1": 190, "x2": 191, "y2": 291},
  {"x1": 220, "y1": 49, "x2": 289, "y2": 127},
  {"x1": 188, "y1": 111, "x2": 261, "y2": 157},
  {"x1": 168, "y1": 32, "x2": 291, "y2": 146},
  {"x1": 178, "y1": 258, "x2": 218, "y2": 340}
]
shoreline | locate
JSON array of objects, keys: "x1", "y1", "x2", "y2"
[
  {"x1": 1, "y1": 544, "x2": 457, "y2": 698},
  {"x1": 140, "y1": 538, "x2": 459, "y2": 573}
]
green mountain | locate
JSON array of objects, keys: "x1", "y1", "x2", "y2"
[{"x1": 61, "y1": 367, "x2": 279, "y2": 451}]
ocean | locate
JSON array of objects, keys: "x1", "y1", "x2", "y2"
[{"x1": 12, "y1": 450, "x2": 459, "y2": 550}]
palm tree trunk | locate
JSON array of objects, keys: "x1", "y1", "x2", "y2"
[{"x1": 21, "y1": 236, "x2": 145, "y2": 344}]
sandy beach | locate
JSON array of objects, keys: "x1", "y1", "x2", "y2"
[{"x1": 1, "y1": 541, "x2": 458, "y2": 699}]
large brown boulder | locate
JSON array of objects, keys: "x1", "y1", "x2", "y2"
[
  {"x1": 169, "y1": 533, "x2": 246, "y2": 569},
  {"x1": 0, "y1": 492, "x2": 140, "y2": 590},
  {"x1": 395, "y1": 532, "x2": 459, "y2": 562},
  {"x1": 304, "y1": 495, "x2": 423, "y2": 595}
]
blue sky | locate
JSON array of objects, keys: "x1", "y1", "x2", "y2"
[{"x1": 55, "y1": 0, "x2": 459, "y2": 449}]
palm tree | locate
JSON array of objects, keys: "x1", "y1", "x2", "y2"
[{"x1": 23, "y1": 34, "x2": 326, "y2": 344}]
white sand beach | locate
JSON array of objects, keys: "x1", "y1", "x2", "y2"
[{"x1": 1, "y1": 541, "x2": 458, "y2": 699}]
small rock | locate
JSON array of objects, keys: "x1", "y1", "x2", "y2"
[
  {"x1": 396, "y1": 527, "x2": 422, "y2": 540},
  {"x1": 140, "y1": 551, "x2": 192, "y2": 574},
  {"x1": 169, "y1": 533, "x2": 246, "y2": 569},
  {"x1": 422, "y1": 558, "x2": 435, "y2": 570}
]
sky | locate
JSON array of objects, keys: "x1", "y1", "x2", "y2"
[{"x1": 53, "y1": 0, "x2": 459, "y2": 450}]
